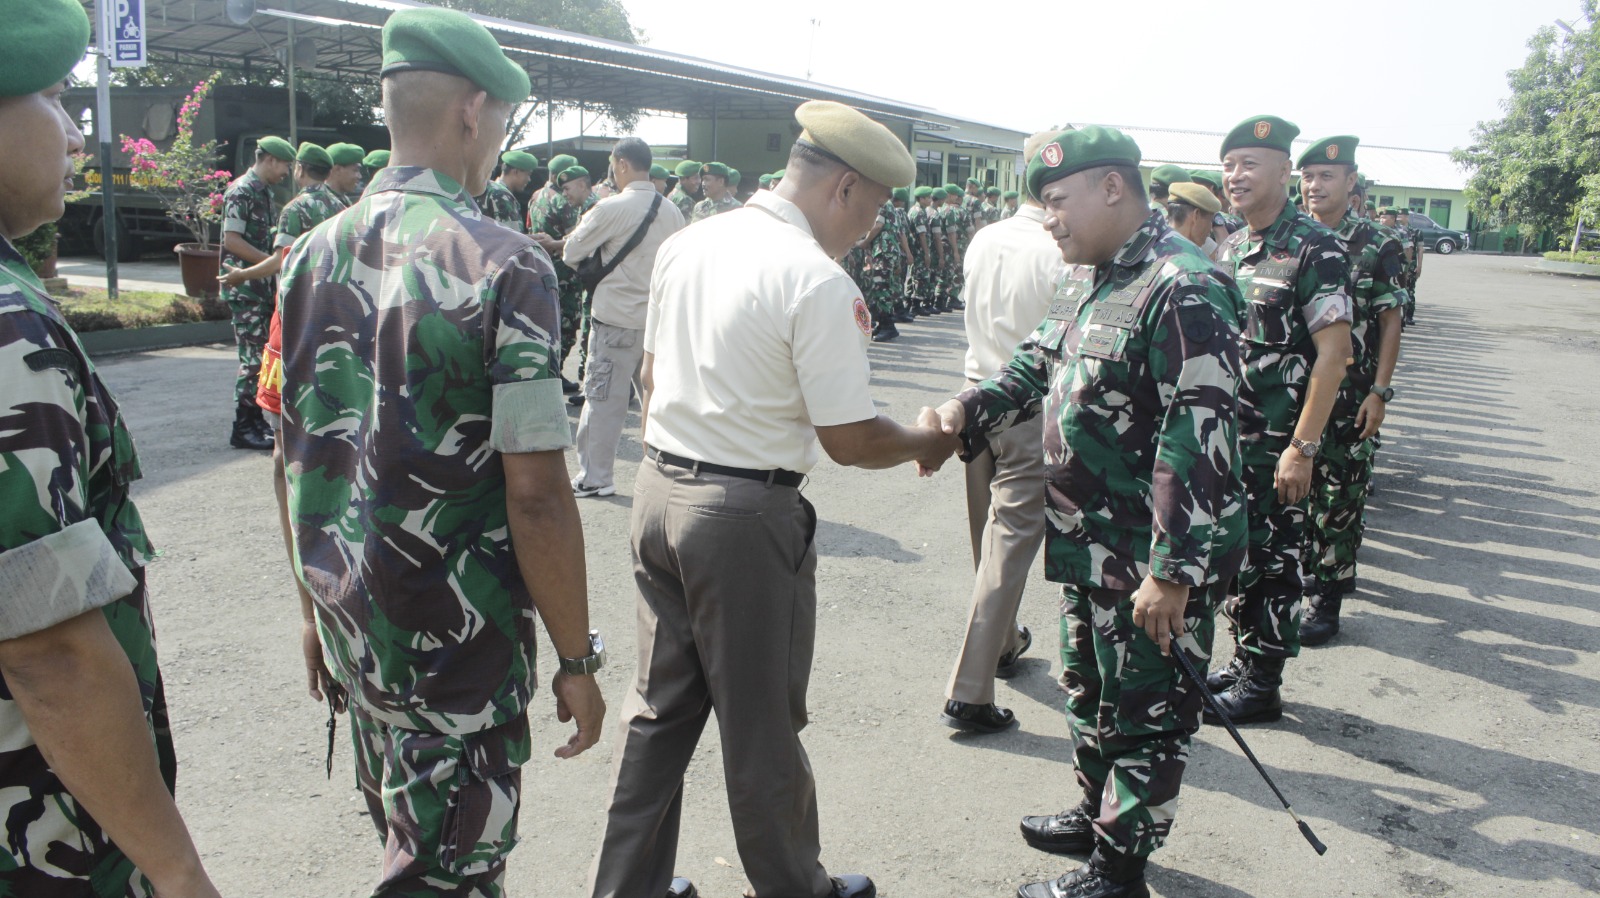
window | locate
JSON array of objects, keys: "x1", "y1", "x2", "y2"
[
  {"x1": 1377, "y1": 195, "x2": 1394, "y2": 208},
  {"x1": 947, "y1": 153, "x2": 973, "y2": 187},
  {"x1": 1408, "y1": 199, "x2": 1425, "y2": 213},
  {"x1": 916, "y1": 149, "x2": 943, "y2": 188}
]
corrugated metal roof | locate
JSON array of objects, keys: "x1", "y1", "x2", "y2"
[{"x1": 1079, "y1": 124, "x2": 1468, "y2": 192}]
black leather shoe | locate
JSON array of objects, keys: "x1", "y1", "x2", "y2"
[
  {"x1": 666, "y1": 877, "x2": 696, "y2": 898},
  {"x1": 1300, "y1": 584, "x2": 1343, "y2": 647},
  {"x1": 1205, "y1": 652, "x2": 1248, "y2": 693},
  {"x1": 939, "y1": 700, "x2": 1017, "y2": 734},
  {"x1": 1017, "y1": 848, "x2": 1149, "y2": 898},
  {"x1": 229, "y1": 402, "x2": 273, "y2": 450},
  {"x1": 894, "y1": 310, "x2": 915, "y2": 323},
  {"x1": 830, "y1": 874, "x2": 875, "y2": 898},
  {"x1": 1020, "y1": 799, "x2": 1096, "y2": 855},
  {"x1": 1205, "y1": 655, "x2": 1284, "y2": 725},
  {"x1": 996, "y1": 625, "x2": 1032, "y2": 679},
  {"x1": 562, "y1": 377, "x2": 580, "y2": 394},
  {"x1": 872, "y1": 321, "x2": 900, "y2": 343}
]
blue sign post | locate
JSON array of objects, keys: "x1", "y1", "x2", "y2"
[{"x1": 107, "y1": 0, "x2": 147, "y2": 69}]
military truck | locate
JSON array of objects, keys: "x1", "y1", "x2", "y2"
[{"x1": 60, "y1": 84, "x2": 388, "y2": 260}]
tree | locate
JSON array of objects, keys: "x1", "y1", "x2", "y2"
[{"x1": 1453, "y1": 1, "x2": 1599, "y2": 248}]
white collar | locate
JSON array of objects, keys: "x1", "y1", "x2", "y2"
[{"x1": 746, "y1": 190, "x2": 816, "y2": 239}]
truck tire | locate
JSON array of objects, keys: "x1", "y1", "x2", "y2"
[
  {"x1": 1434, "y1": 238, "x2": 1457, "y2": 255},
  {"x1": 91, "y1": 213, "x2": 145, "y2": 263}
]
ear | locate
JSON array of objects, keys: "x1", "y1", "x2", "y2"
[
  {"x1": 837, "y1": 169, "x2": 862, "y2": 206},
  {"x1": 1103, "y1": 170, "x2": 1125, "y2": 206},
  {"x1": 462, "y1": 89, "x2": 488, "y2": 140}
]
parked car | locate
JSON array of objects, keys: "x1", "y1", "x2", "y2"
[{"x1": 1403, "y1": 212, "x2": 1470, "y2": 254}]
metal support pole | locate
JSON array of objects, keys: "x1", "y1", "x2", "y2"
[
  {"x1": 287, "y1": 14, "x2": 298, "y2": 144},
  {"x1": 711, "y1": 94, "x2": 719, "y2": 161},
  {"x1": 94, "y1": 0, "x2": 118, "y2": 298}
]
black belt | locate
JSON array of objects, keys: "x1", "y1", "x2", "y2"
[{"x1": 646, "y1": 447, "x2": 804, "y2": 488}]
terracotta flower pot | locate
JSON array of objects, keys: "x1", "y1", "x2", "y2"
[{"x1": 174, "y1": 242, "x2": 221, "y2": 299}]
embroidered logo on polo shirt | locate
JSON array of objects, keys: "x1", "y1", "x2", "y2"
[{"x1": 853, "y1": 296, "x2": 872, "y2": 336}]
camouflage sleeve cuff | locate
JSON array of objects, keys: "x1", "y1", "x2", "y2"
[
  {"x1": 1148, "y1": 552, "x2": 1203, "y2": 589},
  {"x1": 954, "y1": 385, "x2": 993, "y2": 462},
  {"x1": 490, "y1": 379, "x2": 573, "y2": 454},
  {"x1": 0, "y1": 520, "x2": 137, "y2": 642}
]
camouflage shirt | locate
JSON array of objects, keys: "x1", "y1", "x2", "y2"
[
  {"x1": 479, "y1": 178, "x2": 527, "y2": 234},
  {"x1": 221, "y1": 168, "x2": 278, "y2": 305},
  {"x1": 278, "y1": 167, "x2": 573, "y2": 735},
  {"x1": 957, "y1": 213, "x2": 1248, "y2": 590},
  {"x1": 273, "y1": 181, "x2": 350, "y2": 250},
  {"x1": 529, "y1": 191, "x2": 585, "y2": 285},
  {"x1": 1330, "y1": 214, "x2": 1407, "y2": 397},
  {"x1": 1216, "y1": 201, "x2": 1352, "y2": 447},
  {"x1": 871, "y1": 201, "x2": 907, "y2": 259},
  {"x1": 907, "y1": 204, "x2": 937, "y2": 259},
  {"x1": 0, "y1": 241, "x2": 169, "y2": 895},
  {"x1": 691, "y1": 193, "x2": 742, "y2": 223},
  {"x1": 668, "y1": 186, "x2": 698, "y2": 219}
]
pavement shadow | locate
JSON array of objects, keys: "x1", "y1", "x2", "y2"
[{"x1": 816, "y1": 520, "x2": 923, "y2": 563}]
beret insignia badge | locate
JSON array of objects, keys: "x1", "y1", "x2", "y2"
[
  {"x1": 1326, "y1": 145, "x2": 1339, "y2": 160},
  {"x1": 1042, "y1": 143, "x2": 1064, "y2": 167},
  {"x1": 1255, "y1": 121, "x2": 1272, "y2": 139}
]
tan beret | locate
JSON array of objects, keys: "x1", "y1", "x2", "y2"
[
  {"x1": 794, "y1": 100, "x2": 916, "y2": 189},
  {"x1": 1168, "y1": 181, "x2": 1221, "y2": 215}
]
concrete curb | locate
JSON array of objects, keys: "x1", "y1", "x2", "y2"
[
  {"x1": 80, "y1": 320, "x2": 233, "y2": 357},
  {"x1": 1534, "y1": 259, "x2": 1600, "y2": 278}
]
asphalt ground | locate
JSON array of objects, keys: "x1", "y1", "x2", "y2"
[{"x1": 93, "y1": 252, "x2": 1599, "y2": 897}]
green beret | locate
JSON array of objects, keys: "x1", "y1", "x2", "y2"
[
  {"x1": 258, "y1": 136, "x2": 296, "y2": 162},
  {"x1": 674, "y1": 159, "x2": 702, "y2": 178},
  {"x1": 773, "y1": 169, "x2": 786, "y2": 180},
  {"x1": 701, "y1": 162, "x2": 731, "y2": 180},
  {"x1": 500, "y1": 150, "x2": 539, "y2": 172},
  {"x1": 1169, "y1": 182, "x2": 1221, "y2": 215},
  {"x1": 794, "y1": 100, "x2": 916, "y2": 188},
  {"x1": 931, "y1": 188, "x2": 948, "y2": 200},
  {"x1": 966, "y1": 177, "x2": 981, "y2": 187},
  {"x1": 1002, "y1": 190, "x2": 1019, "y2": 200},
  {"x1": 944, "y1": 183, "x2": 962, "y2": 196},
  {"x1": 363, "y1": 149, "x2": 391, "y2": 169},
  {"x1": 650, "y1": 164, "x2": 671, "y2": 180},
  {"x1": 1220, "y1": 114, "x2": 1299, "y2": 159},
  {"x1": 0, "y1": 0, "x2": 89, "y2": 98},
  {"x1": 913, "y1": 185, "x2": 933, "y2": 199},
  {"x1": 1189, "y1": 170, "x2": 1224, "y2": 192},
  {"x1": 295, "y1": 142, "x2": 332, "y2": 168},
  {"x1": 727, "y1": 168, "x2": 742, "y2": 187},
  {"x1": 546, "y1": 154, "x2": 578, "y2": 177},
  {"x1": 380, "y1": 7, "x2": 530, "y2": 104},
  {"x1": 1150, "y1": 164, "x2": 1192, "y2": 189},
  {"x1": 985, "y1": 186, "x2": 1001, "y2": 196},
  {"x1": 1297, "y1": 135, "x2": 1359, "y2": 170},
  {"x1": 891, "y1": 187, "x2": 909, "y2": 202},
  {"x1": 759, "y1": 173, "x2": 773, "y2": 187},
  {"x1": 554, "y1": 165, "x2": 591, "y2": 187},
  {"x1": 1026, "y1": 126, "x2": 1141, "y2": 201},
  {"x1": 327, "y1": 143, "x2": 366, "y2": 167}
]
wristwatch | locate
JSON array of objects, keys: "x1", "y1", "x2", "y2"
[
  {"x1": 559, "y1": 630, "x2": 606, "y2": 676},
  {"x1": 1371, "y1": 385, "x2": 1395, "y2": 403},
  {"x1": 1290, "y1": 437, "x2": 1319, "y2": 459}
]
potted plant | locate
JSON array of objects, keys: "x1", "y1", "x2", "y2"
[{"x1": 120, "y1": 73, "x2": 231, "y2": 299}]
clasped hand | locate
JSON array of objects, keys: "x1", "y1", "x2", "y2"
[{"x1": 913, "y1": 400, "x2": 965, "y2": 477}]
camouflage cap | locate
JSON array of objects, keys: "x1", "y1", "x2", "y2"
[
  {"x1": 327, "y1": 142, "x2": 366, "y2": 167},
  {"x1": 794, "y1": 99, "x2": 916, "y2": 188},
  {"x1": 1026, "y1": 126, "x2": 1141, "y2": 201},
  {"x1": 295, "y1": 141, "x2": 332, "y2": 167},
  {"x1": 1297, "y1": 135, "x2": 1359, "y2": 170},
  {"x1": 1220, "y1": 114, "x2": 1299, "y2": 159},
  {"x1": 0, "y1": 0, "x2": 89, "y2": 97},
  {"x1": 500, "y1": 150, "x2": 539, "y2": 172},
  {"x1": 701, "y1": 162, "x2": 731, "y2": 181},
  {"x1": 674, "y1": 159, "x2": 701, "y2": 178},
  {"x1": 1149, "y1": 163, "x2": 1192, "y2": 189},
  {"x1": 363, "y1": 149, "x2": 391, "y2": 169},
  {"x1": 258, "y1": 136, "x2": 296, "y2": 162},
  {"x1": 650, "y1": 163, "x2": 671, "y2": 180},
  {"x1": 1168, "y1": 182, "x2": 1221, "y2": 215},
  {"x1": 380, "y1": 7, "x2": 530, "y2": 104},
  {"x1": 554, "y1": 165, "x2": 591, "y2": 187}
]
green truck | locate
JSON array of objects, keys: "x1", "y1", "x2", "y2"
[{"x1": 61, "y1": 84, "x2": 387, "y2": 260}]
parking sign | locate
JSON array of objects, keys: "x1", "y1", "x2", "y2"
[{"x1": 105, "y1": 0, "x2": 147, "y2": 68}]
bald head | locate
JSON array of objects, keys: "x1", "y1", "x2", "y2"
[{"x1": 382, "y1": 69, "x2": 512, "y2": 196}]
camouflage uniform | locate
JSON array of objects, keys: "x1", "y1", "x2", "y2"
[
  {"x1": 690, "y1": 193, "x2": 741, "y2": 223},
  {"x1": 867, "y1": 201, "x2": 906, "y2": 319},
  {"x1": 889, "y1": 202, "x2": 914, "y2": 318},
  {"x1": 221, "y1": 168, "x2": 278, "y2": 403},
  {"x1": 1215, "y1": 202, "x2": 1352, "y2": 658},
  {"x1": 667, "y1": 185, "x2": 698, "y2": 220},
  {"x1": 528, "y1": 191, "x2": 588, "y2": 373},
  {"x1": 956, "y1": 212, "x2": 1247, "y2": 858},
  {"x1": 1308, "y1": 215, "x2": 1407, "y2": 594},
  {"x1": 479, "y1": 179, "x2": 526, "y2": 234},
  {"x1": 0, "y1": 240, "x2": 175, "y2": 898},
  {"x1": 278, "y1": 166, "x2": 571, "y2": 896},
  {"x1": 906, "y1": 203, "x2": 940, "y2": 309},
  {"x1": 942, "y1": 203, "x2": 972, "y2": 310},
  {"x1": 272, "y1": 181, "x2": 349, "y2": 251}
]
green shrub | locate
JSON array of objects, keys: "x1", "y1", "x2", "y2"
[
  {"x1": 15, "y1": 223, "x2": 57, "y2": 274},
  {"x1": 1543, "y1": 251, "x2": 1600, "y2": 265}
]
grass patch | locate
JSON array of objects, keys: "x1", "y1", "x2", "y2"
[
  {"x1": 1543, "y1": 251, "x2": 1600, "y2": 265},
  {"x1": 52, "y1": 287, "x2": 231, "y2": 332}
]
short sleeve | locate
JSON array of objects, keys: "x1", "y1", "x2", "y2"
[
  {"x1": 486, "y1": 248, "x2": 571, "y2": 453},
  {"x1": 789, "y1": 276, "x2": 877, "y2": 427},
  {"x1": 1299, "y1": 234, "x2": 1353, "y2": 335},
  {"x1": 223, "y1": 185, "x2": 253, "y2": 235}
]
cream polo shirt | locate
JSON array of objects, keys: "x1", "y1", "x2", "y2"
[
  {"x1": 563, "y1": 179, "x2": 685, "y2": 331},
  {"x1": 961, "y1": 204, "x2": 1066, "y2": 382},
  {"x1": 643, "y1": 190, "x2": 878, "y2": 474}
]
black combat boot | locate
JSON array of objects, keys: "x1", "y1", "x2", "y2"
[
  {"x1": 1206, "y1": 652, "x2": 1249, "y2": 693},
  {"x1": 1020, "y1": 797, "x2": 1096, "y2": 855},
  {"x1": 1300, "y1": 582, "x2": 1344, "y2": 647},
  {"x1": 229, "y1": 401, "x2": 273, "y2": 450},
  {"x1": 1016, "y1": 845, "x2": 1149, "y2": 898},
  {"x1": 1205, "y1": 655, "x2": 1284, "y2": 725}
]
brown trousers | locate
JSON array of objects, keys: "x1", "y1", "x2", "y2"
[
  {"x1": 588, "y1": 460, "x2": 833, "y2": 898},
  {"x1": 947, "y1": 414, "x2": 1046, "y2": 704}
]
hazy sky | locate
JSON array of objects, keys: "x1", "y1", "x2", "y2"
[{"x1": 613, "y1": 0, "x2": 1586, "y2": 153}]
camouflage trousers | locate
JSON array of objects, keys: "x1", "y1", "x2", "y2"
[
  {"x1": 557, "y1": 281, "x2": 587, "y2": 373},
  {"x1": 865, "y1": 254, "x2": 900, "y2": 317},
  {"x1": 348, "y1": 707, "x2": 531, "y2": 897},
  {"x1": 224, "y1": 281, "x2": 273, "y2": 405},
  {"x1": 1059, "y1": 581, "x2": 1221, "y2": 858},
  {"x1": 906, "y1": 258, "x2": 937, "y2": 306},
  {"x1": 939, "y1": 263, "x2": 963, "y2": 309},
  {"x1": 1225, "y1": 441, "x2": 1308, "y2": 658},
  {"x1": 1309, "y1": 414, "x2": 1379, "y2": 589}
]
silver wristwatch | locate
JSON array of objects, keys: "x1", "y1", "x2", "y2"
[
  {"x1": 1290, "y1": 437, "x2": 1319, "y2": 458},
  {"x1": 559, "y1": 630, "x2": 606, "y2": 676}
]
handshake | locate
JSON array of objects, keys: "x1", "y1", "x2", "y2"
[{"x1": 911, "y1": 399, "x2": 967, "y2": 478}]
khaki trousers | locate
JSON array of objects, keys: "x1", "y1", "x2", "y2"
[
  {"x1": 947, "y1": 414, "x2": 1046, "y2": 704},
  {"x1": 573, "y1": 320, "x2": 646, "y2": 491},
  {"x1": 588, "y1": 460, "x2": 832, "y2": 898}
]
